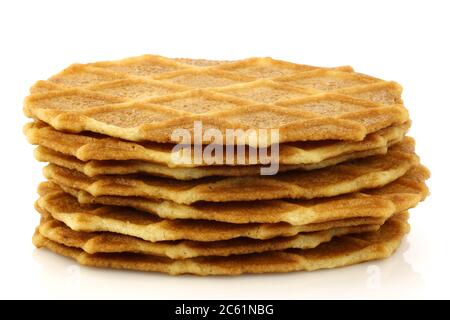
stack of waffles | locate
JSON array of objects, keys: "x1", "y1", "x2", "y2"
[{"x1": 23, "y1": 54, "x2": 429, "y2": 275}]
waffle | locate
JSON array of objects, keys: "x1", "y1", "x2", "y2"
[
  {"x1": 36, "y1": 198, "x2": 384, "y2": 243},
  {"x1": 42, "y1": 138, "x2": 419, "y2": 204},
  {"x1": 23, "y1": 54, "x2": 409, "y2": 146},
  {"x1": 38, "y1": 214, "x2": 378, "y2": 259},
  {"x1": 24, "y1": 121, "x2": 409, "y2": 167},
  {"x1": 42, "y1": 165, "x2": 429, "y2": 225},
  {"x1": 32, "y1": 212, "x2": 409, "y2": 275},
  {"x1": 34, "y1": 145, "x2": 392, "y2": 180}
]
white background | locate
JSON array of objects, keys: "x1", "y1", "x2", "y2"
[{"x1": 0, "y1": 0, "x2": 448, "y2": 299}]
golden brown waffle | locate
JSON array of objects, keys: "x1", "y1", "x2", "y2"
[
  {"x1": 34, "y1": 145, "x2": 391, "y2": 179},
  {"x1": 36, "y1": 200, "x2": 384, "y2": 243},
  {"x1": 38, "y1": 214, "x2": 378, "y2": 259},
  {"x1": 24, "y1": 121, "x2": 409, "y2": 167},
  {"x1": 32, "y1": 212, "x2": 409, "y2": 275},
  {"x1": 23, "y1": 54, "x2": 409, "y2": 146},
  {"x1": 42, "y1": 138, "x2": 419, "y2": 204},
  {"x1": 42, "y1": 165, "x2": 429, "y2": 225}
]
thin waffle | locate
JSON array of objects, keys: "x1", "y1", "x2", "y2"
[
  {"x1": 24, "y1": 121, "x2": 409, "y2": 167},
  {"x1": 32, "y1": 212, "x2": 410, "y2": 275},
  {"x1": 42, "y1": 138, "x2": 419, "y2": 204},
  {"x1": 35, "y1": 200, "x2": 385, "y2": 243},
  {"x1": 42, "y1": 164, "x2": 429, "y2": 225},
  {"x1": 23, "y1": 55, "x2": 409, "y2": 146},
  {"x1": 38, "y1": 214, "x2": 378, "y2": 259},
  {"x1": 34, "y1": 145, "x2": 391, "y2": 180}
]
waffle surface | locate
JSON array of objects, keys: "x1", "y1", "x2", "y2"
[
  {"x1": 24, "y1": 121, "x2": 409, "y2": 167},
  {"x1": 32, "y1": 212, "x2": 409, "y2": 275},
  {"x1": 42, "y1": 138, "x2": 419, "y2": 204},
  {"x1": 23, "y1": 55, "x2": 409, "y2": 146}
]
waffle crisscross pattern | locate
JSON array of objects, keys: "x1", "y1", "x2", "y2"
[{"x1": 24, "y1": 55, "x2": 409, "y2": 146}]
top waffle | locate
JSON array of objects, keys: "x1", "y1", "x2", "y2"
[{"x1": 23, "y1": 55, "x2": 409, "y2": 147}]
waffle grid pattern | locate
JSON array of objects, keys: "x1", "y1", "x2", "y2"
[{"x1": 24, "y1": 55, "x2": 408, "y2": 145}]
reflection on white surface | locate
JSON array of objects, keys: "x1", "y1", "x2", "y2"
[{"x1": 31, "y1": 239, "x2": 424, "y2": 299}]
